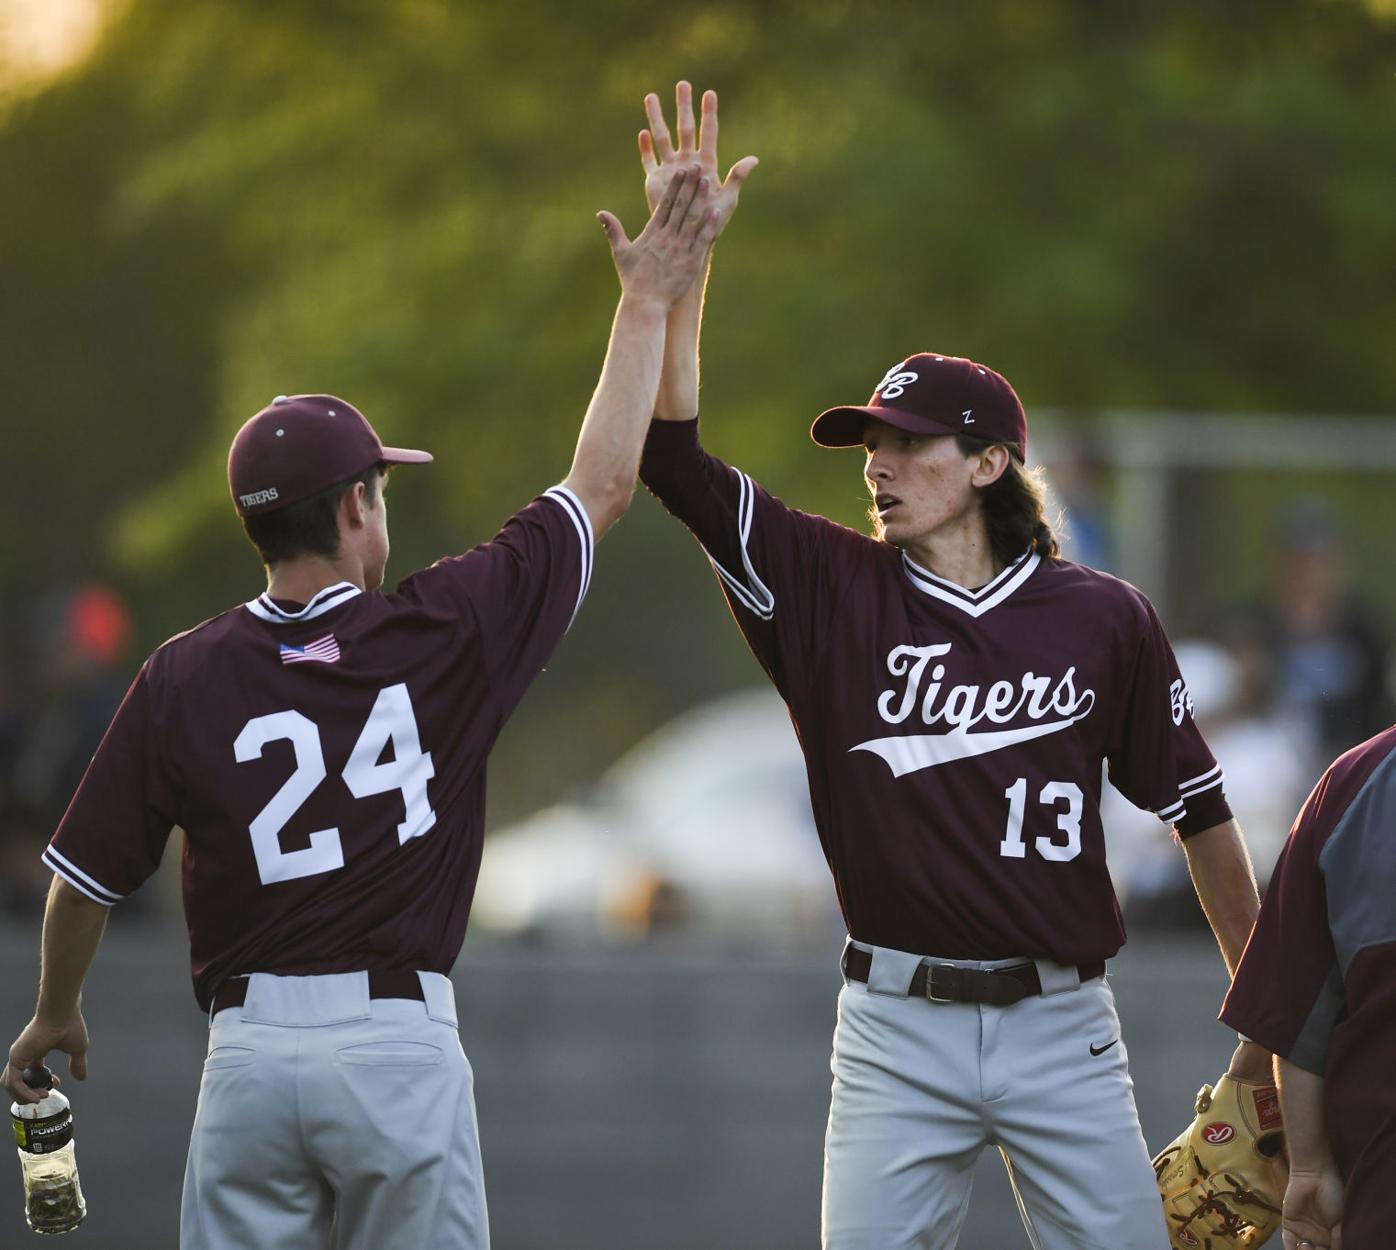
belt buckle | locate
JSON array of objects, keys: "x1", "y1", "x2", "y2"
[{"x1": 924, "y1": 963, "x2": 961, "y2": 1003}]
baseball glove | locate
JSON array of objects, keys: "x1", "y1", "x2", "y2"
[{"x1": 1152, "y1": 1073, "x2": 1287, "y2": 1249}]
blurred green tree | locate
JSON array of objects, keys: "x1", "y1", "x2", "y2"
[{"x1": 2, "y1": 0, "x2": 1394, "y2": 816}]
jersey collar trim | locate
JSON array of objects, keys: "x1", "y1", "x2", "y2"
[
  {"x1": 244, "y1": 581, "x2": 363, "y2": 624},
  {"x1": 901, "y1": 548, "x2": 1040, "y2": 617}
]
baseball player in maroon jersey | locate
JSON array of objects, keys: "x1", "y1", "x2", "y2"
[
  {"x1": 1222, "y1": 726, "x2": 1396, "y2": 1250},
  {"x1": 635, "y1": 83, "x2": 1272, "y2": 1249},
  {"x1": 1, "y1": 168, "x2": 723, "y2": 1247}
]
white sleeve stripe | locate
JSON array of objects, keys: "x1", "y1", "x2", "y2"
[
  {"x1": 544, "y1": 486, "x2": 594, "y2": 591},
  {"x1": 737, "y1": 471, "x2": 777, "y2": 613},
  {"x1": 42, "y1": 848, "x2": 122, "y2": 906},
  {"x1": 1178, "y1": 764, "x2": 1223, "y2": 791},
  {"x1": 701, "y1": 468, "x2": 776, "y2": 621},
  {"x1": 543, "y1": 486, "x2": 595, "y2": 633},
  {"x1": 1155, "y1": 765, "x2": 1225, "y2": 819},
  {"x1": 709, "y1": 557, "x2": 775, "y2": 620},
  {"x1": 1179, "y1": 773, "x2": 1226, "y2": 800},
  {"x1": 44, "y1": 845, "x2": 124, "y2": 901}
]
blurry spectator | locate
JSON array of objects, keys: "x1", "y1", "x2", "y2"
[
  {"x1": 605, "y1": 872, "x2": 691, "y2": 942},
  {"x1": 1114, "y1": 493, "x2": 1395, "y2": 934},
  {"x1": 1046, "y1": 436, "x2": 1115, "y2": 572},
  {"x1": 1259, "y1": 496, "x2": 1391, "y2": 773},
  {"x1": 1108, "y1": 637, "x2": 1310, "y2": 927},
  {"x1": 2, "y1": 584, "x2": 133, "y2": 915}
]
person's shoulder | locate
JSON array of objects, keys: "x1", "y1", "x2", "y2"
[
  {"x1": 378, "y1": 560, "x2": 491, "y2": 637},
  {"x1": 389, "y1": 555, "x2": 475, "y2": 602},
  {"x1": 1033, "y1": 556, "x2": 1153, "y2": 612},
  {"x1": 156, "y1": 603, "x2": 250, "y2": 652},
  {"x1": 1027, "y1": 557, "x2": 1177, "y2": 650},
  {"x1": 143, "y1": 603, "x2": 258, "y2": 685},
  {"x1": 796, "y1": 507, "x2": 882, "y2": 551},
  {"x1": 1327, "y1": 724, "x2": 1396, "y2": 791},
  {"x1": 791, "y1": 509, "x2": 896, "y2": 581},
  {"x1": 1295, "y1": 726, "x2": 1396, "y2": 857}
]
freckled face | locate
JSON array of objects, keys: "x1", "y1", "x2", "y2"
[{"x1": 863, "y1": 419, "x2": 979, "y2": 547}]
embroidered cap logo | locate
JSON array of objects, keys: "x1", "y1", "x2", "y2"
[{"x1": 875, "y1": 361, "x2": 919, "y2": 400}]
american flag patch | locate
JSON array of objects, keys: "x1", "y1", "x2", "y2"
[{"x1": 279, "y1": 633, "x2": 340, "y2": 665}]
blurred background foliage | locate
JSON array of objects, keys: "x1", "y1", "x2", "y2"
[{"x1": 3, "y1": 0, "x2": 1396, "y2": 822}]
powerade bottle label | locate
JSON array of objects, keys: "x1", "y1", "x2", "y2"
[{"x1": 11, "y1": 1106, "x2": 74, "y2": 1155}]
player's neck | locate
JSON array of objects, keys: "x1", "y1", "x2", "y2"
[
  {"x1": 903, "y1": 515, "x2": 1000, "y2": 590},
  {"x1": 264, "y1": 555, "x2": 366, "y2": 606}
]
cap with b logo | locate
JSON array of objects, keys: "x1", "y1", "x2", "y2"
[
  {"x1": 228, "y1": 394, "x2": 434, "y2": 517},
  {"x1": 810, "y1": 354, "x2": 1028, "y2": 460}
]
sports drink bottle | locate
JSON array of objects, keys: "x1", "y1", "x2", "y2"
[{"x1": 10, "y1": 1064, "x2": 86, "y2": 1234}]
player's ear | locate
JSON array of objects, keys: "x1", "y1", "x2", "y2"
[
  {"x1": 970, "y1": 444, "x2": 1011, "y2": 489},
  {"x1": 341, "y1": 480, "x2": 370, "y2": 531}
]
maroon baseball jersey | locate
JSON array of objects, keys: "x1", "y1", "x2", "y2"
[
  {"x1": 640, "y1": 418, "x2": 1232, "y2": 964},
  {"x1": 1221, "y1": 726, "x2": 1396, "y2": 1231},
  {"x1": 43, "y1": 487, "x2": 593, "y2": 1010}
]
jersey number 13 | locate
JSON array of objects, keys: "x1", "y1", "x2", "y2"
[
  {"x1": 233, "y1": 683, "x2": 436, "y2": 885},
  {"x1": 999, "y1": 778, "x2": 1083, "y2": 862}
]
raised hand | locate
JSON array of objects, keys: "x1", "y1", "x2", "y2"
[
  {"x1": 639, "y1": 81, "x2": 758, "y2": 242},
  {"x1": 598, "y1": 164, "x2": 721, "y2": 308}
]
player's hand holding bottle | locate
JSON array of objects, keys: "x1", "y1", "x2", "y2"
[{"x1": 3, "y1": 1010, "x2": 89, "y2": 1106}]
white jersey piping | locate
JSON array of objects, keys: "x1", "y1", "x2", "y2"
[
  {"x1": 43, "y1": 845, "x2": 124, "y2": 907},
  {"x1": 244, "y1": 581, "x2": 363, "y2": 624},
  {"x1": 702, "y1": 468, "x2": 775, "y2": 621},
  {"x1": 1178, "y1": 764, "x2": 1224, "y2": 798},
  {"x1": 542, "y1": 485, "x2": 595, "y2": 633},
  {"x1": 901, "y1": 549, "x2": 1040, "y2": 618},
  {"x1": 1155, "y1": 762, "x2": 1227, "y2": 827}
]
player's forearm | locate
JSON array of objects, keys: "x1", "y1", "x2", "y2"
[
  {"x1": 1276, "y1": 1057, "x2": 1337, "y2": 1173},
  {"x1": 1182, "y1": 818, "x2": 1260, "y2": 977},
  {"x1": 563, "y1": 292, "x2": 669, "y2": 534},
  {"x1": 34, "y1": 877, "x2": 109, "y2": 1025},
  {"x1": 654, "y1": 262, "x2": 709, "y2": 423}
]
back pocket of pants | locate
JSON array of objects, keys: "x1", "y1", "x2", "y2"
[
  {"x1": 335, "y1": 1041, "x2": 444, "y2": 1067},
  {"x1": 204, "y1": 1045, "x2": 256, "y2": 1071}
]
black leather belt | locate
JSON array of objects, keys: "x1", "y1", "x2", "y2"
[
  {"x1": 843, "y1": 946, "x2": 1105, "y2": 1007},
  {"x1": 211, "y1": 970, "x2": 426, "y2": 1016}
]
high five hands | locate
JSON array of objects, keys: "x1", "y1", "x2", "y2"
[
  {"x1": 598, "y1": 164, "x2": 721, "y2": 307},
  {"x1": 640, "y1": 81, "x2": 758, "y2": 241}
]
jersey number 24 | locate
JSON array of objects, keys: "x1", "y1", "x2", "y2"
[{"x1": 233, "y1": 683, "x2": 436, "y2": 885}]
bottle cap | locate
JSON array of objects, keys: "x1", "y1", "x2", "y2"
[{"x1": 21, "y1": 1065, "x2": 53, "y2": 1093}]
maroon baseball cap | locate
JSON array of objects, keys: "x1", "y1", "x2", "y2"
[
  {"x1": 811, "y1": 353, "x2": 1028, "y2": 460},
  {"x1": 228, "y1": 394, "x2": 433, "y2": 516}
]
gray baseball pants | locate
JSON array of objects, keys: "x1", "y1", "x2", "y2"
[
  {"x1": 822, "y1": 940, "x2": 1169, "y2": 1250},
  {"x1": 181, "y1": 970, "x2": 487, "y2": 1250}
]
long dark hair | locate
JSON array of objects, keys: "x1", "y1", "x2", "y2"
[{"x1": 955, "y1": 434, "x2": 1060, "y2": 566}]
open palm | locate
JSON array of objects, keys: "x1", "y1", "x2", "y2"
[{"x1": 640, "y1": 81, "x2": 758, "y2": 238}]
